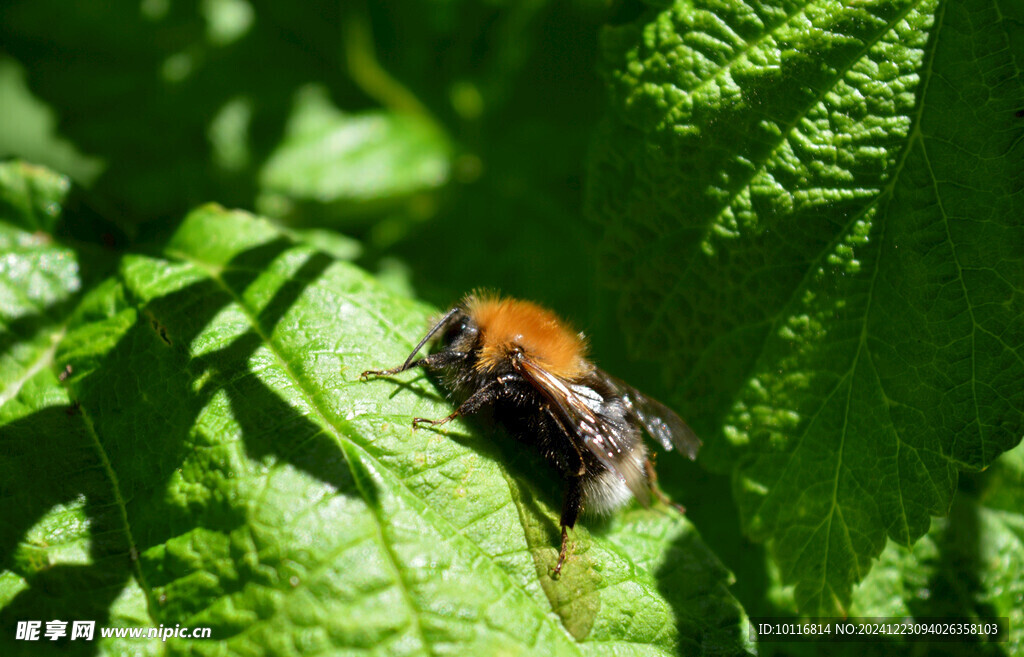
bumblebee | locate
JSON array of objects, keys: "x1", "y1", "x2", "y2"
[{"x1": 362, "y1": 293, "x2": 700, "y2": 575}]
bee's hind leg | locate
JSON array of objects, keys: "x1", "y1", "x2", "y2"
[
  {"x1": 554, "y1": 526, "x2": 570, "y2": 578},
  {"x1": 645, "y1": 456, "x2": 686, "y2": 515},
  {"x1": 552, "y1": 479, "x2": 583, "y2": 578}
]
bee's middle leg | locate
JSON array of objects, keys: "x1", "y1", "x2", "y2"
[{"x1": 412, "y1": 379, "x2": 503, "y2": 429}]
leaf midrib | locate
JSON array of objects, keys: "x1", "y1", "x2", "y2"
[
  {"x1": 77, "y1": 383, "x2": 162, "y2": 628},
  {"x1": 768, "y1": 0, "x2": 967, "y2": 609}
]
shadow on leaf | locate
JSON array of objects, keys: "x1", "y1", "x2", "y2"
[{"x1": 0, "y1": 235, "x2": 357, "y2": 652}]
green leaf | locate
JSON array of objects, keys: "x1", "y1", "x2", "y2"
[
  {"x1": 259, "y1": 85, "x2": 452, "y2": 223},
  {"x1": 589, "y1": 0, "x2": 1024, "y2": 614},
  {"x1": 2, "y1": 191, "x2": 752, "y2": 655}
]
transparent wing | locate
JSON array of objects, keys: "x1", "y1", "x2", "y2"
[
  {"x1": 514, "y1": 357, "x2": 650, "y2": 505},
  {"x1": 596, "y1": 369, "x2": 701, "y2": 460}
]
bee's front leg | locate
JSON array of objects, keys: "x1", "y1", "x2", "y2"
[{"x1": 360, "y1": 351, "x2": 466, "y2": 380}]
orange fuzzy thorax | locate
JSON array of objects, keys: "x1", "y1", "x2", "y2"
[{"x1": 465, "y1": 294, "x2": 592, "y2": 380}]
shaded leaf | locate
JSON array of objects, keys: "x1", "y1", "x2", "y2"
[{"x1": 589, "y1": 0, "x2": 1024, "y2": 613}]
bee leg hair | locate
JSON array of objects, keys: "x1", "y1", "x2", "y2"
[
  {"x1": 552, "y1": 479, "x2": 583, "y2": 578},
  {"x1": 412, "y1": 379, "x2": 503, "y2": 429},
  {"x1": 644, "y1": 457, "x2": 686, "y2": 514}
]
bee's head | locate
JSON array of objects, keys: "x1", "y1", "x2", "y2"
[{"x1": 437, "y1": 310, "x2": 480, "y2": 354}]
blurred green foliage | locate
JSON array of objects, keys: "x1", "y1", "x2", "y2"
[{"x1": 0, "y1": 0, "x2": 610, "y2": 321}]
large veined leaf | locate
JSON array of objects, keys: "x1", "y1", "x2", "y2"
[
  {"x1": 588, "y1": 0, "x2": 1024, "y2": 614},
  {"x1": 0, "y1": 164, "x2": 753, "y2": 655}
]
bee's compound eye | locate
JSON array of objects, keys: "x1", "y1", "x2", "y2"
[{"x1": 441, "y1": 320, "x2": 469, "y2": 348}]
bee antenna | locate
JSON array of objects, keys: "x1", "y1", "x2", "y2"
[{"x1": 401, "y1": 307, "x2": 460, "y2": 370}]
